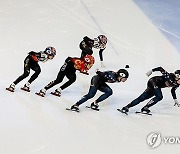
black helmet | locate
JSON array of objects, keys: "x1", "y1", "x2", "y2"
[
  {"x1": 117, "y1": 69, "x2": 129, "y2": 78},
  {"x1": 175, "y1": 70, "x2": 180, "y2": 78}
]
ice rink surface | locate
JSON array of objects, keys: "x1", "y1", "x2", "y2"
[{"x1": 0, "y1": 0, "x2": 180, "y2": 154}]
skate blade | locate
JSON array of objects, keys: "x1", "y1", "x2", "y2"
[
  {"x1": 21, "y1": 87, "x2": 30, "y2": 92},
  {"x1": 6, "y1": 88, "x2": 14, "y2": 92},
  {"x1": 35, "y1": 92, "x2": 45, "y2": 97},
  {"x1": 50, "y1": 92, "x2": 61, "y2": 97},
  {"x1": 135, "y1": 111, "x2": 152, "y2": 115},
  {"x1": 66, "y1": 108, "x2": 79, "y2": 112},
  {"x1": 117, "y1": 109, "x2": 128, "y2": 115},
  {"x1": 86, "y1": 106, "x2": 100, "y2": 111}
]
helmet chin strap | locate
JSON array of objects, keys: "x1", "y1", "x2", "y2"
[
  {"x1": 175, "y1": 77, "x2": 180, "y2": 82},
  {"x1": 119, "y1": 78, "x2": 123, "y2": 82},
  {"x1": 47, "y1": 54, "x2": 54, "y2": 60},
  {"x1": 117, "y1": 76, "x2": 123, "y2": 82}
]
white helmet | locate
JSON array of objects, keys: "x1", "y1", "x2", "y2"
[
  {"x1": 94, "y1": 35, "x2": 107, "y2": 49},
  {"x1": 98, "y1": 35, "x2": 107, "y2": 45},
  {"x1": 175, "y1": 70, "x2": 180, "y2": 78}
]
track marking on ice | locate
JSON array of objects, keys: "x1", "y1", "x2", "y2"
[
  {"x1": 46, "y1": 0, "x2": 98, "y2": 31},
  {"x1": 80, "y1": 0, "x2": 119, "y2": 55},
  {"x1": 45, "y1": 0, "x2": 178, "y2": 68}
]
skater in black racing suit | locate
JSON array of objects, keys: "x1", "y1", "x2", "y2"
[
  {"x1": 79, "y1": 35, "x2": 107, "y2": 67},
  {"x1": 120, "y1": 67, "x2": 180, "y2": 114},
  {"x1": 6, "y1": 46, "x2": 56, "y2": 92},
  {"x1": 36, "y1": 54, "x2": 95, "y2": 97},
  {"x1": 69, "y1": 69, "x2": 129, "y2": 112}
]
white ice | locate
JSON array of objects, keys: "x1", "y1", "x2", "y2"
[{"x1": 0, "y1": 0, "x2": 180, "y2": 154}]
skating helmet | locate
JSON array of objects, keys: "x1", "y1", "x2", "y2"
[
  {"x1": 175, "y1": 70, "x2": 180, "y2": 78},
  {"x1": 84, "y1": 54, "x2": 95, "y2": 70},
  {"x1": 117, "y1": 69, "x2": 129, "y2": 78},
  {"x1": 84, "y1": 54, "x2": 95, "y2": 64},
  {"x1": 44, "y1": 46, "x2": 56, "y2": 58},
  {"x1": 98, "y1": 35, "x2": 107, "y2": 45},
  {"x1": 94, "y1": 35, "x2": 107, "y2": 49}
]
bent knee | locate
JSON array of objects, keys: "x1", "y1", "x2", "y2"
[
  {"x1": 107, "y1": 89, "x2": 113, "y2": 96},
  {"x1": 24, "y1": 71, "x2": 30, "y2": 77},
  {"x1": 157, "y1": 96, "x2": 163, "y2": 101},
  {"x1": 70, "y1": 76, "x2": 76, "y2": 82},
  {"x1": 154, "y1": 95, "x2": 163, "y2": 102},
  {"x1": 86, "y1": 93, "x2": 95, "y2": 99},
  {"x1": 35, "y1": 68, "x2": 41, "y2": 74}
]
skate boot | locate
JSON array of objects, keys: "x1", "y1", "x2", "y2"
[
  {"x1": 141, "y1": 106, "x2": 151, "y2": 114},
  {"x1": 122, "y1": 106, "x2": 129, "y2": 113},
  {"x1": 117, "y1": 106, "x2": 129, "y2": 115},
  {"x1": 90, "y1": 102, "x2": 99, "y2": 110},
  {"x1": 51, "y1": 88, "x2": 61, "y2": 97},
  {"x1": 70, "y1": 105, "x2": 79, "y2": 112},
  {"x1": 6, "y1": 83, "x2": 15, "y2": 92},
  {"x1": 21, "y1": 83, "x2": 30, "y2": 92},
  {"x1": 36, "y1": 89, "x2": 46, "y2": 97}
]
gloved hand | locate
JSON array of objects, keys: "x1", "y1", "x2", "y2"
[
  {"x1": 79, "y1": 70, "x2": 89, "y2": 75},
  {"x1": 96, "y1": 69, "x2": 101, "y2": 75},
  {"x1": 146, "y1": 70, "x2": 153, "y2": 77},
  {"x1": 101, "y1": 61, "x2": 106, "y2": 68},
  {"x1": 95, "y1": 68, "x2": 99, "y2": 74},
  {"x1": 174, "y1": 99, "x2": 180, "y2": 107},
  {"x1": 95, "y1": 69, "x2": 103, "y2": 76}
]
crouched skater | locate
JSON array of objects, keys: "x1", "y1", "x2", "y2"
[
  {"x1": 36, "y1": 54, "x2": 95, "y2": 97},
  {"x1": 68, "y1": 69, "x2": 129, "y2": 112},
  {"x1": 6, "y1": 46, "x2": 56, "y2": 92},
  {"x1": 119, "y1": 67, "x2": 180, "y2": 114},
  {"x1": 79, "y1": 35, "x2": 107, "y2": 67}
]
